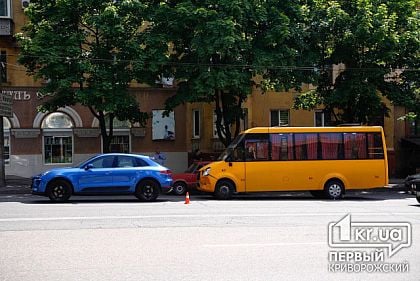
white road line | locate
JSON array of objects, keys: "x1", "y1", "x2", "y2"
[
  {"x1": 0, "y1": 212, "x2": 417, "y2": 222},
  {"x1": 204, "y1": 242, "x2": 325, "y2": 248}
]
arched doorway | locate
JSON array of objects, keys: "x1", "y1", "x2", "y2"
[{"x1": 41, "y1": 112, "x2": 74, "y2": 164}]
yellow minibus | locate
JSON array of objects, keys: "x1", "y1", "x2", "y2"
[{"x1": 198, "y1": 126, "x2": 388, "y2": 199}]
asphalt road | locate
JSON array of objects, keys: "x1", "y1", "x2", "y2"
[{"x1": 0, "y1": 190, "x2": 419, "y2": 281}]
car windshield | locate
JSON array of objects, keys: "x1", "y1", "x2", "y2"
[
  {"x1": 217, "y1": 134, "x2": 245, "y2": 161},
  {"x1": 185, "y1": 163, "x2": 199, "y2": 173}
]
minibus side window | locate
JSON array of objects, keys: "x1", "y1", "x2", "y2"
[
  {"x1": 294, "y1": 133, "x2": 318, "y2": 160},
  {"x1": 319, "y1": 133, "x2": 343, "y2": 160},
  {"x1": 244, "y1": 134, "x2": 269, "y2": 161},
  {"x1": 270, "y1": 133, "x2": 294, "y2": 161},
  {"x1": 343, "y1": 133, "x2": 367, "y2": 159},
  {"x1": 367, "y1": 133, "x2": 384, "y2": 159}
]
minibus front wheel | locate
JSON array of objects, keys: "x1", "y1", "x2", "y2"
[
  {"x1": 214, "y1": 180, "x2": 235, "y2": 200},
  {"x1": 324, "y1": 179, "x2": 344, "y2": 200}
]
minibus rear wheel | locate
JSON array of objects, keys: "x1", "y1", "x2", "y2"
[
  {"x1": 214, "y1": 180, "x2": 234, "y2": 200},
  {"x1": 324, "y1": 180, "x2": 344, "y2": 200}
]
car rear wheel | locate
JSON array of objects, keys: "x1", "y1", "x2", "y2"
[
  {"x1": 173, "y1": 182, "x2": 187, "y2": 195},
  {"x1": 324, "y1": 180, "x2": 344, "y2": 200},
  {"x1": 214, "y1": 180, "x2": 234, "y2": 200},
  {"x1": 135, "y1": 179, "x2": 160, "y2": 202},
  {"x1": 47, "y1": 180, "x2": 72, "y2": 202}
]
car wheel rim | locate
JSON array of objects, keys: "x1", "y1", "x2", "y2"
[
  {"x1": 52, "y1": 185, "x2": 65, "y2": 198},
  {"x1": 329, "y1": 184, "x2": 341, "y2": 197},
  {"x1": 143, "y1": 185, "x2": 154, "y2": 198},
  {"x1": 220, "y1": 185, "x2": 229, "y2": 195},
  {"x1": 175, "y1": 185, "x2": 185, "y2": 194}
]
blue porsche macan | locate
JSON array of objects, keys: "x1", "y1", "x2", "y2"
[{"x1": 31, "y1": 153, "x2": 173, "y2": 202}]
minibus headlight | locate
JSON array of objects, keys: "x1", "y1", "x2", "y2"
[{"x1": 203, "y1": 167, "x2": 211, "y2": 176}]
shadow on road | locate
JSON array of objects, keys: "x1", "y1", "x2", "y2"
[
  {"x1": 19, "y1": 196, "x2": 176, "y2": 205},
  {"x1": 0, "y1": 189, "x2": 415, "y2": 204}
]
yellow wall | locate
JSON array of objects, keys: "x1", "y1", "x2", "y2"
[
  {"x1": 1, "y1": 3, "x2": 40, "y2": 87},
  {"x1": 248, "y1": 90, "x2": 315, "y2": 127},
  {"x1": 188, "y1": 88, "x2": 398, "y2": 154}
]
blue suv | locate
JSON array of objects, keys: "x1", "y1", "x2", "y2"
[{"x1": 32, "y1": 153, "x2": 173, "y2": 202}]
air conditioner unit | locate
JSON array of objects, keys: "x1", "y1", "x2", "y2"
[{"x1": 22, "y1": 0, "x2": 30, "y2": 9}]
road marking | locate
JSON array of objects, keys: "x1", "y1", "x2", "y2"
[
  {"x1": 204, "y1": 242, "x2": 325, "y2": 248},
  {"x1": 0, "y1": 212, "x2": 417, "y2": 222}
]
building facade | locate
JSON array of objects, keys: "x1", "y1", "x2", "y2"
[
  {"x1": 1, "y1": 0, "x2": 418, "y2": 178},
  {"x1": 1, "y1": 1, "x2": 192, "y2": 177},
  {"x1": 184, "y1": 73, "x2": 420, "y2": 177},
  {"x1": 1, "y1": 87, "x2": 189, "y2": 177}
]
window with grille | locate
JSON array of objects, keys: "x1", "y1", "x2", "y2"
[
  {"x1": 0, "y1": 0, "x2": 11, "y2": 18},
  {"x1": 270, "y1": 110, "x2": 289, "y2": 127},
  {"x1": 44, "y1": 136, "x2": 73, "y2": 164},
  {"x1": 110, "y1": 135, "x2": 129, "y2": 153}
]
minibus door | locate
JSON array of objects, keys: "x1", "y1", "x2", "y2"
[
  {"x1": 243, "y1": 133, "x2": 275, "y2": 192},
  {"x1": 226, "y1": 145, "x2": 247, "y2": 193}
]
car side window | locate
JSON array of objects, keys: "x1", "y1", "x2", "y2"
[
  {"x1": 89, "y1": 156, "x2": 115, "y2": 168},
  {"x1": 116, "y1": 156, "x2": 136, "y2": 168},
  {"x1": 134, "y1": 158, "x2": 148, "y2": 167}
]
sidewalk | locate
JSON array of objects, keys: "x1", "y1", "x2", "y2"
[
  {"x1": 0, "y1": 176, "x2": 32, "y2": 194},
  {"x1": 0, "y1": 176, "x2": 408, "y2": 195}
]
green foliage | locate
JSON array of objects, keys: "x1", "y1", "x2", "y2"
[
  {"x1": 17, "y1": 0, "x2": 150, "y2": 152},
  {"x1": 17, "y1": 0, "x2": 419, "y2": 151},
  {"x1": 147, "y1": 0, "x2": 314, "y2": 146},
  {"x1": 296, "y1": 0, "x2": 420, "y2": 124},
  {"x1": 293, "y1": 90, "x2": 322, "y2": 110}
]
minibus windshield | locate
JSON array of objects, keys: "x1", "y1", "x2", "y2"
[{"x1": 217, "y1": 134, "x2": 245, "y2": 161}]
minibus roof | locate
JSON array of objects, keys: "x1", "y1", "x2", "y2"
[{"x1": 243, "y1": 126, "x2": 383, "y2": 134}]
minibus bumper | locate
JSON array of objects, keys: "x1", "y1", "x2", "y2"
[{"x1": 198, "y1": 177, "x2": 214, "y2": 193}]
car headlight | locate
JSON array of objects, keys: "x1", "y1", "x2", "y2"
[
  {"x1": 203, "y1": 167, "x2": 211, "y2": 176},
  {"x1": 41, "y1": 170, "x2": 51, "y2": 177}
]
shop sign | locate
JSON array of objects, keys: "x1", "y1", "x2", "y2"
[{"x1": 0, "y1": 92, "x2": 12, "y2": 118}]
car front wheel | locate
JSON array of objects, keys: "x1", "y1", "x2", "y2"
[
  {"x1": 47, "y1": 179, "x2": 72, "y2": 202},
  {"x1": 135, "y1": 180, "x2": 160, "y2": 202},
  {"x1": 173, "y1": 182, "x2": 187, "y2": 195}
]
